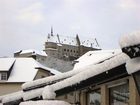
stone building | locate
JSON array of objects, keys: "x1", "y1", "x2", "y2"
[{"x1": 44, "y1": 28, "x2": 100, "y2": 61}]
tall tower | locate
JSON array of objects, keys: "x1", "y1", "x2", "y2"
[{"x1": 51, "y1": 27, "x2": 53, "y2": 36}]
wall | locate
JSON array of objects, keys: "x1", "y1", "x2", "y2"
[
  {"x1": 34, "y1": 69, "x2": 51, "y2": 79},
  {"x1": 0, "y1": 83, "x2": 22, "y2": 96}
]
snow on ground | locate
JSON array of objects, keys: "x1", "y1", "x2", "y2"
[
  {"x1": 119, "y1": 31, "x2": 140, "y2": 48},
  {"x1": 42, "y1": 53, "x2": 130, "y2": 99},
  {"x1": 126, "y1": 57, "x2": 140, "y2": 74},
  {"x1": 20, "y1": 100, "x2": 71, "y2": 105}
]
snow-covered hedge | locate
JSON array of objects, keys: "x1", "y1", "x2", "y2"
[
  {"x1": 119, "y1": 31, "x2": 140, "y2": 48},
  {"x1": 126, "y1": 57, "x2": 140, "y2": 74}
]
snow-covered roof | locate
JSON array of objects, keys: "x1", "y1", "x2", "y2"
[
  {"x1": 1, "y1": 91, "x2": 23, "y2": 104},
  {"x1": 0, "y1": 58, "x2": 60, "y2": 82},
  {"x1": 0, "y1": 58, "x2": 15, "y2": 71},
  {"x1": 42, "y1": 53, "x2": 130, "y2": 99},
  {"x1": 47, "y1": 34, "x2": 59, "y2": 43},
  {"x1": 0, "y1": 52, "x2": 131, "y2": 103},
  {"x1": 22, "y1": 66, "x2": 84, "y2": 91},
  {"x1": 15, "y1": 49, "x2": 47, "y2": 57},
  {"x1": 7, "y1": 58, "x2": 42, "y2": 82},
  {"x1": 46, "y1": 34, "x2": 100, "y2": 48},
  {"x1": 74, "y1": 49, "x2": 121, "y2": 70},
  {"x1": 47, "y1": 35, "x2": 77, "y2": 46},
  {"x1": 20, "y1": 100, "x2": 71, "y2": 105},
  {"x1": 119, "y1": 31, "x2": 140, "y2": 48},
  {"x1": 80, "y1": 37, "x2": 99, "y2": 48},
  {"x1": 59, "y1": 35, "x2": 77, "y2": 46}
]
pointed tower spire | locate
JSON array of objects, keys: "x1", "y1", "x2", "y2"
[{"x1": 51, "y1": 26, "x2": 53, "y2": 36}]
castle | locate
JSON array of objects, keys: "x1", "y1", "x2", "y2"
[{"x1": 44, "y1": 28, "x2": 101, "y2": 61}]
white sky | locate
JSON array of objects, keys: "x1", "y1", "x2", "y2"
[{"x1": 0, "y1": 0, "x2": 140, "y2": 57}]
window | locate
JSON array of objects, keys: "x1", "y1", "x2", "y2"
[
  {"x1": 87, "y1": 89, "x2": 101, "y2": 105},
  {"x1": 109, "y1": 82, "x2": 129, "y2": 105},
  {"x1": 132, "y1": 70, "x2": 140, "y2": 95},
  {"x1": 41, "y1": 75, "x2": 45, "y2": 78},
  {"x1": 0, "y1": 73, "x2": 7, "y2": 80}
]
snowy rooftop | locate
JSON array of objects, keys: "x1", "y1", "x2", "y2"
[
  {"x1": 20, "y1": 100, "x2": 71, "y2": 105},
  {"x1": 0, "y1": 52, "x2": 131, "y2": 103},
  {"x1": 74, "y1": 49, "x2": 121, "y2": 70},
  {"x1": 80, "y1": 37, "x2": 99, "y2": 48},
  {"x1": 0, "y1": 58, "x2": 60, "y2": 82},
  {"x1": 42, "y1": 52, "x2": 130, "y2": 99},
  {"x1": 0, "y1": 58, "x2": 15, "y2": 71},
  {"x1": 46, "y1": 34, "x2": 77, "y2": 46},
  {"x1": 46, "y1": 34, "x2": 100, "y2": 49},
  {"x1": 15, "y1": 49, "x2": 47, "y2": 57}
]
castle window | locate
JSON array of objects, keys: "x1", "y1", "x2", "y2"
[
  {"x1": 70, "y1": 50, "x2": 72, "y2": 52},
  {"x1": 64, "y1": 49, "x2": 66, "y2": 51},
  {"x1": 67, "y1": 49, "x2": 69, "y2": 52}
]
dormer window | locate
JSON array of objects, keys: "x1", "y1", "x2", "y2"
[{"x1": 0, "y1": 72, "x2": 7, "y2": 80}]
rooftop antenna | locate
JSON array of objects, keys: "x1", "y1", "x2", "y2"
[{"x1": 51, "y1": 26, "x2": 53, "y2": 36}]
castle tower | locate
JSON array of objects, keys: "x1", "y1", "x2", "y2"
[{"x1": 51, "y1": 27, "x2": 53, "y2": 36}]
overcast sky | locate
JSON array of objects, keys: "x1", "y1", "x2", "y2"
[{"x1": 0, "y1": 0, "x2": 140, "y2": 57}]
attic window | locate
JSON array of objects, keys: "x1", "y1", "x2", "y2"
[{"x1": 0, "y1": 73, "x2": 7, "y2": 80}]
